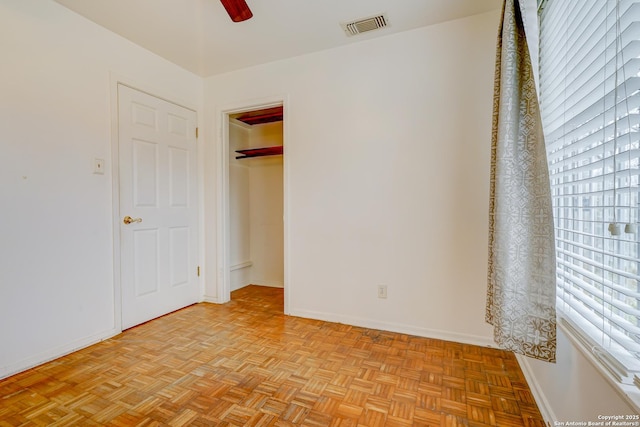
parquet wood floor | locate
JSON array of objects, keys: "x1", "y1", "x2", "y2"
[{"x1": 0, "y1": 285, "x2": 547, "y2": 426}]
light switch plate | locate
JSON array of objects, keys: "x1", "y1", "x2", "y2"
[
  {"x1": 93, "y1": 158, "x2": 105, "y2": 175},
  {"x1": 377, "y1": 285, "x2": 387, "y2": 299}
]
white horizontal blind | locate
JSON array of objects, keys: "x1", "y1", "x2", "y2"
[{"x1": 539, "y1": 0, "x2": 640, "y2": 376}]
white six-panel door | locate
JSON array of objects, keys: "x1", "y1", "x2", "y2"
[{"x1": 118, "y1": 84, "x2": 199, "y2": 329}]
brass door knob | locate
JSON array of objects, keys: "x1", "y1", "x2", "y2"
[{"x1": 123, "y1": 215, "x2": 142, "y2": 224}]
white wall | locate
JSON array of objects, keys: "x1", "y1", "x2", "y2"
[
  {"x1": 204, "y1": 11, "x2": 500, "y2": 345},
  {"x1": 0, "y1": 0, "x2": 203, "y2": 378}
]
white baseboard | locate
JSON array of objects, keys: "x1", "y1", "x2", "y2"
[
  {"x1": 251, "y1": 280, "x2": 284, "y2": 288},
  {"x1": 289, "y1": 308, "x2": 494, "y2": 348},
  {"x1": 201, "y1": 295, "x2": 224, "y2": 303},
  {"x1": 0, "y1": 328, "x2": 120, "y2": 380},
  {"x1": 230, "y1": 260, "x2": 253, "y2": 271},
  {"x1": 515, "y1": 354, "x2": 555, "y2": 426}
]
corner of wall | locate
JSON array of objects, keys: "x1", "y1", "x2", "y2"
[{"x1": 515, "y1": 354, "x2": 556, "y2": 426}]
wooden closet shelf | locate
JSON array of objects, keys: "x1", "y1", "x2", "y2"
[{"x1": 235, "y1": 146, "x2": 283, "y2": 159}]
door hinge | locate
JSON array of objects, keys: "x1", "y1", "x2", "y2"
[
  {"x1": 195, "y1": 127, "x2": 199, "y2": 138},
  {"x1": 197, "y1": 266, "x2": 201, "y2": 277}
]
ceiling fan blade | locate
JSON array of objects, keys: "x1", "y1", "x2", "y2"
[{"x1": 220, "y1": 0, "x2": 253, "y2": 22}]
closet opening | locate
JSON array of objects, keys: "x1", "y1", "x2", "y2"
[{"x1": 226, "y1": 104, "x2": 285, "y2": 310}]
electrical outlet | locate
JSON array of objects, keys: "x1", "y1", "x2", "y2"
[
  {"x1": 377, "y1": 285, "x2": 387, "y2": 299},
  {"x1": 93, "y1": 158, "x2": 105, "y2": 175}
]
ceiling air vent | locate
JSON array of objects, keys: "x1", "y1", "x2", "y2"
[{"x1": 342, "y1": 14, "x2": 389, "y2": 37}]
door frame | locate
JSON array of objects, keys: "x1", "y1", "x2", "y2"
[
  {"x1": 110, "y1": 74, "x2": 202, "y2": 332},
  {"x1": 216, "y1": 95, "x2": 290, "y2": 313}
]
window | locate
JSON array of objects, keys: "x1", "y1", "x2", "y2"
[{"x1": 539, "y1": 0, "x2": 640, "y2": 384}]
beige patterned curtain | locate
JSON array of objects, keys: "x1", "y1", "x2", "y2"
[{"x1": 486, "y1": 0, "x2": 557, "y2": 362}]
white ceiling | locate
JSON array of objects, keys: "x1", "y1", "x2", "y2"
[{"x1": 54, "y1": 0, "x2": 501, "y2": 77}]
